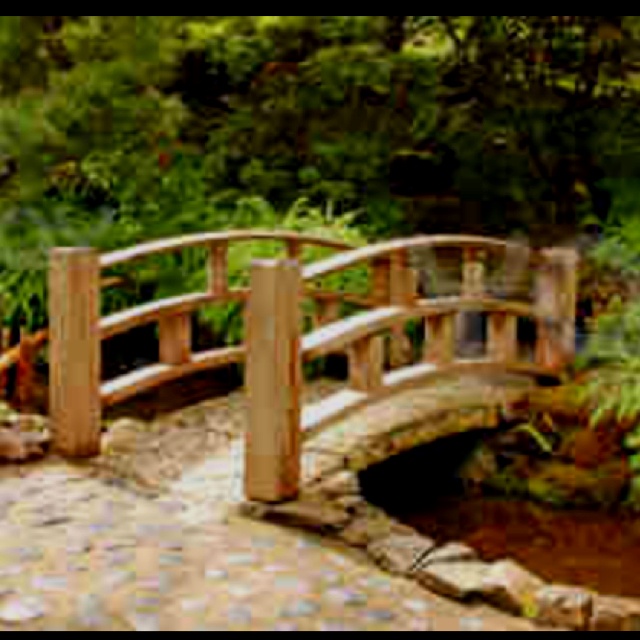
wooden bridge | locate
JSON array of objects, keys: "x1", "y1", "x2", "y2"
[{"x1": 43, "y1": 232, "x2": 577, "y2": 504}]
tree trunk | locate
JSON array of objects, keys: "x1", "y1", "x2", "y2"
[{"x1": 384, "y1": 16, "x2": 408, "y2": 53}]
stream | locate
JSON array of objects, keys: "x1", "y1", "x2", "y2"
[{"x1": 360, "y1": 431, "x2": 640, "y2": 599}]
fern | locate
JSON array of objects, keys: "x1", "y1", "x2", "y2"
[{"x1": 513, "y1": 423, "x2": 555, "y2": 455}]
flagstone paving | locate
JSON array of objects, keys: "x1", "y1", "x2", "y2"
[{"x1": 0, "y1": 381, "x2": 541, "y2": 631}]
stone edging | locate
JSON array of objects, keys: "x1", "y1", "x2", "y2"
[{"x1": 240, "y1": 469, "x2": 640, "y2": 632}]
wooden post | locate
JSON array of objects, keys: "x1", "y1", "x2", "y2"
[
  {"x1": 15, "y1": 329, "x2": 36, "y2": 413},
  {"x1": 425, "y1": 314, "x2": 455, "y2": 365},
  {"x1": 371, "y1": 258, "x2": 390, "y2": 305},
  {"x1": 349, "y1": 336, "x2": 384, "y2": 393},
  {"x1": 286, "y1": 239, "x2": 302, "y2": 261},
  {"x1": 458, "y1": 248, "x2": 486, "y2": 357},
  {"x1": 488, "y1": 313, "x2": 518, "y2": 364},
  {"x1": 209, "y1": 242, "x2": 229, "y2": 297},
  {"x1": 159, "y1": 314, "x2": 192, "y2": 366},
  {"x1": 535, "y1": 248, "x2": 579, "y2": 372},
  {"x1": 49, "y1": 248, "x2": 101, "y2": 458},
  {"x1": 312, "y1": 298, "x2": 341, "y2": 330},
  {"x1": 462, "y1": 248, "x2": 486, "y2": 298},
  {"x1": 389, "y1": 249, "x2": 416, "y2": 368},
  {"x1": 245, "y1": 260, "x2": 302, "y2": 504}
]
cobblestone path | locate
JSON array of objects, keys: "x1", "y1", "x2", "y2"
[{"x1": 0, "y1": 381, "x2": 539, "y2": 631}]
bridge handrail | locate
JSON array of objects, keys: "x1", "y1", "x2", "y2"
[
  {"x1": 303, "y1": 234, "x2": 535, "y2": 282},
  {"x1": 302, "y1": 297, "x2": 537, "y2": 362},
  {"x1": 101, "y1": 230, "x2": 353, "y2": 270}
]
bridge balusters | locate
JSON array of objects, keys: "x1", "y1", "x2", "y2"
[
  {"x1": 208, "y1": 241, "x2": 229, "y2": 297},
  {"x1": 286, "y1": 238, "x2": 302, "y2": 261},
  {"x1": 535, "y1": 248, "x2": 579, "y2": 372},
  {"x1": 389, "y1": 249, "x2": 417, "y2": 368},
  {"x1": 488, "y1": 313, "x2": 518, "y2": 364},
  {"x1": 49, "y1": 248, "x2": 102, "y2": 458},
  {"x1": 348, "y1": 335, "x2": 384, "y2": 393},
  {"x1": 371, "y1": 258, "x2": 390, "y2": 305},
  {"x1": 159, "y1": 314, "x2": 192, "y2": 366},
  {"x1": 312, "y1": 298, "x2": 341, "y2": 331},
  {"x1": 245, "y1": 259, "x2": 303, "y2": 504},
  {"x1": 458, "y1": 248, "x2": 487, "y2": 358},
  {"x1": 424, "y1": 314, "x2": 456, "y2": 366},
  {"x1": 462, "y1": 248, "x2": 487, "y2": 298}
]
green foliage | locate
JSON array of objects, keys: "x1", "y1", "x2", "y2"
[
  {"x1": 577, "y1": 301, "x2": 640, "y2": 428},
  {"x1": 513, "y1": 423, "x2": 556, "y2": 455}
]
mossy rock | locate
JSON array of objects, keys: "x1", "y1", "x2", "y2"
[{"x1": 526, "y1": 460, "x2": 631, "y2": 510}]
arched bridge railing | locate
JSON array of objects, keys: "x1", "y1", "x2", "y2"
[
  {"x1": 244, "y1": 236, "x2": 579, "y2": 503},
  {"x1": 47, "y1": 231, "x2": 578, "y2": 504},
  {"x1": 48, "y1": 231, "x2": 354, "y2": 458}
]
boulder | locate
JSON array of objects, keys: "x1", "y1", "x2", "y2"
[
  {"x1": 339, "y1": 517, "x2": 415, "y2": 549},
  {"x1": 318, "y1": 471, "x2": 361, "y2": 498},
  {"x1": 534, "y1": 585, "x2": 594, "y2": 631},
  {"x1": 479, "y1": 560, "x2": 546, "y2": 616},
  {"x1": 367, "y1": 534, "x2": 436, "y2": 577},
  {"x1": 415, "y1": 561, "x2": 492, "y2": 601},
  {"x1": 590, "y1": 596, "x2": 640, "y2": 632},
  {"x1": 528, "y1": 460, "x2": 631, "y2": 510},
  {"x1": 241, "y1": 500, "x2": 351, "y2": 534},
  {"x1": 459, "y1": 445, "x2": 499, "y2": 490},
  {"x1": 423, "y1": 542, "x2": 478, "y2": 567},
  {"x1": 0, "y1": 429, "x2": 48, "y2": 463}
]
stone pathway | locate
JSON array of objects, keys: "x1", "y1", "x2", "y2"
[{"x1": 0, "y1": 381, "x2": 541, "y2": 631}]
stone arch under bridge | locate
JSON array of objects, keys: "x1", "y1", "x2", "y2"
[{"x1": 21, "y1": 232, "x2": 577, "y2": 505}]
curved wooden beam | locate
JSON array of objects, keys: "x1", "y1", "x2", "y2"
[
  {"x1": 101, "y1": 231, "x2": 353, "y2": 270},
  {"x1": 100, "y1": 291, "x2": 249, "y2": 341},
  {"x1": 302, "y1": 359, "x2": 559, "y2": 437},
  {"x1": 101, "y1": 346, "x2": 245, "y2": 407},
  {"x1": 302, "y1": 297, "x2": 536, "y2": 361},
  {"x1": 0, "y1": 330, "x2": 49, "y2": 375},
  {"x1": 303, "y1": 235, "x2": 535, "y2": 282}
]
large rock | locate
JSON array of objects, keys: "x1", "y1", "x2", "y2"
[
  {"x1": 241, "y1": 500, "x2": 351, "y2": 534},
  {"x1": 415, "y1": 561, "x2": 492, "y2": 601},
  {"x1": 459, "y1": 445, "x2": 499, "y2": 490},
  {"x1": 317, "y1": 471, "x2": 361, "y2": 498},
  {"x1": 339, "y1": 516, "x2": 415, "y2": 549},
  {"x1": 367, "y1": 534, "x2": 436, "y2": 577},
  {"x1": 479, "y1": 560, "x2": 546, "y2": 616},
  {"x1": 590, "y1": 596, "x2": 640, "y2": 632},
  {"x1": 423, "y1": 542, "x2": 478, "y2": 567},
  {"x1": 0, "y1": 429, "x2": 48, "y2": 463},
  {"x1": 528, "y1": 460, "x2": 631, "y2": 510},
  {"x1": 534, "y1": 585, "x2": 594, "y2": 631}
]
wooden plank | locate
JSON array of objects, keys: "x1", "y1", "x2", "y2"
[
  {"x1": 245, "y1": 260, "x2": 302, "y2": 504},
  {"x1": 100, "y1": 346, "x2": 245, "y2": 407},
  {"x1": 348, "y1": 336, "x2": 384, "y2": 392},
  {"x1": 302, "y1": 360, "x2": 556, "y2": 439},
  {"x1": 302, "y1": 389, "x2": 369, "y2": 434},
  {"x1": 488, "y1": 312, "x2": 518, "y2": 363},
  {"x1": 424, "y1": 314, "x2": 455, "y2": 365},
  {"x1": 49, "y1": 248, "x2": 101, "y2": 458},
  {"x1": 208, "y1": 242, "x2": 229, "y2": 297},
  {"x1": 159, "y1": 314, "x2": 192, "y2": 366},
  {"x1": 101, "y1": 231, "x2": 352, "y2": 270}
]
